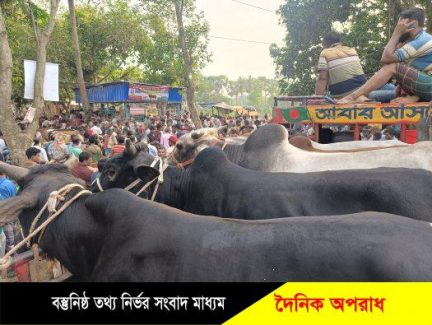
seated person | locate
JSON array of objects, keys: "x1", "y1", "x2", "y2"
[
  {"x1": 23, "y1": 147, "x2": 42, "y2": 168},
  {"x1": 368, "y1": 33, "x2": 418, "y2": 103},
  {"x1": 382, "y1": 127, "x2": 396, "y2": 140},
  {"x1": 48, "y1": 135, "x2": 70, "y2": 163},
  {"x1": 110, "y1": 135, "x2": 125, "y2": 157},
  {"x1": 339, "y1": 8, "x2": 432, "y2": 103},
  {"x1": 68, "y1": 135, "x2": 82, "y2": 158},
  {"x1": 373, "y1": 128, "x2": 383, "y2": 141},
  {"x1": 360, "y1": 126, "x2": 373, "y2": 141},
  {"x1": 315, "y1": 32, "x2": 367, "y2": 99},
  {"x1": 71, "y1": 152, "x2": 97, "y2": 187}
]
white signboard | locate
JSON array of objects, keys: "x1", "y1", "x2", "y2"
[{"x1": 24, "y1": 60, "x2": 59, "y2": 102}]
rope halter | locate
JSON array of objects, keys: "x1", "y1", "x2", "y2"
[
  {"x1": 0, "y1": 184, "x2": 92, "y2": 271},
  {"x1": 95, "y1": 157, "x2": 168, "y2": 200}
]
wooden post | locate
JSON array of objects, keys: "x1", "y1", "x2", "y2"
[
  {"x1": 314, "y1": 124, "x2": 320, "y2": 143},
  {"x1": 30, "y1": 243, "x2": 41, "y2": 282},
  {"x1": 400, "y1": 124, "x2": 407, "y2": 142},
  {"x1": 354, "y1": 124, "x2": 360, "y2": 141}
]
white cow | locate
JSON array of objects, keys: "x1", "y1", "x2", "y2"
[
  {"x1": 312, "y1": 139, "x2": 407, "y2": 150},
  {"x1": 239, "y1": 125, "x2": 432, "y2": 173},
  {"x1": 170, "y1": 125, "x2": 432, "y2": 173}
]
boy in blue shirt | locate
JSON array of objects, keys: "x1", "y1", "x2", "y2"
[
  {"x1": 339, "y1": 8, "x2": 432, "y2": 103},
  {"x1": 0, "y1": 167, "x2": 18, "y2": 258}
]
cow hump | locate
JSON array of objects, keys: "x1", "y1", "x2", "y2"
[
  {"x1": 192, "y1": 147, "x2": 229, "y2": 170},
  {"x1": 243, "y1": 124, "x2": 288, "y2": 151}
]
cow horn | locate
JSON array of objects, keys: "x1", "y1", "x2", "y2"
[
  {"x1": 218, "y1": 125, "x2": 228, "y2": 132},
  {"x1": 191, "y1": 131, "x2": 204, "y2": 140},
  {"x1": 124, "y1": 139, "x2": 137, "y2": 157},
  {"x1": 0, "y1": 161, "x2": 29, "y2": 180},
  {"x1": 64, "y1": 155, "x2": 78, "y2": 170}
]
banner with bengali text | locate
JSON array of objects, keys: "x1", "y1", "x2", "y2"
[
  {"x1": 273, "y1": 103, "x2": 432, "y2": 124},
  {"x1": 226, "y1": 282, "x2": 432, "y2": 325}
]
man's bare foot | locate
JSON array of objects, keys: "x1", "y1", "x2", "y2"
[
  {"x1": 357, "y1": 95, "x2": 373, "y2": 103},
  {"x1": 337, "y1": 95, "x2": 356, "y2": 104},
  {"x1": 337, "y1": 94, "x2": 371, "y2": 104},
  {"x1": 391, "y1": 96, "x2": 420, "y2": 104}
]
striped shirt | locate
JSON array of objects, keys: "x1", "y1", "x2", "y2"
[
  {"x1": 317, "y1": 43, "x2": 367, "y2": 96},
  {"x1": 395, "y1": 30, "x2": 432, "y2": 73}
]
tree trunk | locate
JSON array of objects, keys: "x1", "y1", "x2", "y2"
[
  {"x1": 14, "y1": 0, "x2": 61, "y2": 165},
  {"x1": 0, "y1": 6, "x2": 25, "y2": 164},
  {"x1": 174, "y1": 0, "x2": 202, "y2": 129},
  {"x1": 68, "y1": 0, "x2": 89, "y2": 111}
]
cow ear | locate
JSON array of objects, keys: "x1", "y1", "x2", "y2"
[
  {"x1": 0, "y1": 194, "x2": 38, "y2": 226},
  {"x1": 134, "y1": 165, "x2": 160, "y2": 184}
]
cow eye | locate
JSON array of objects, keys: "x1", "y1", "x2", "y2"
[
  {"x1": 191, "y1": 132, "x2": 202, "y2": 140},
  {"x1": 176, "y1": 143, "x2": 183, "y2": 150}
]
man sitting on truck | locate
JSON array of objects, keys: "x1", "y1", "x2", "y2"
[
  {"x1": 315, "y1": 32, "x2": 368, "y2": 99},
  {"x1": 338, "y1": 8, "x2": 432, "y2": 104}
]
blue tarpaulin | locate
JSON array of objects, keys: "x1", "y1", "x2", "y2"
[
  {"x1": 75, "y1": 82, "x2": 129, "y2": 103},
  {"x1": 74, "y1": 82, "x2": 183, "y2": 104},
  {"x1": 168, "y1": 88, "x2": 183, "y2": 103}
]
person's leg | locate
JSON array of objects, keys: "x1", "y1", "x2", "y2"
[
  {"x1": 0, "y1": 231, "x2": 6, "y2": 258},
  {"x1": 396, "y1": 66, "x2": 432, "y2": 102},
  {"x1": 368, "y1": 89, "x2": 397, "y2": 102},
  {"x1": 391, "y1": 95, "x2": 420, "y2": 104},
  {"x1": 338, "y1": 63, "x2": 398, "y2": 103},
  {"x1": 3, "y1": 223, "x2": 14, "y2": 253}
]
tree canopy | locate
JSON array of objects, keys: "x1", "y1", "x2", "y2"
[{"x1": 2, "y1": 0, "x2": 211, "y2": 108}]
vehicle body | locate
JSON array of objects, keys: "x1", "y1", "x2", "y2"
[{"x1": 273, "y1": 96, "x2": 432, "y2": 143}]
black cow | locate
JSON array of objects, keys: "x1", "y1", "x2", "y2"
[
  {"x1": 95, "y1": 144, "x2": 432, "y2": 222},
  {"x1": 1, "y1": 162, "x2": 432, "y2": 281}
]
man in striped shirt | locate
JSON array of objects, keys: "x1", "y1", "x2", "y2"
[
  {"x1": 339, "y1": 8, "x2": 432, "y2": 103},
  {"x1": 315, "y1": 32, "x2": 367, "y2": 98}
]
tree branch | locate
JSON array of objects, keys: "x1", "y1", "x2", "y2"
[
  {"x1": 118, "y1": 66, "x2": 134, "y2": 80},
  {"x1": 44, "y1": 0, "x2": 61, "y2": 37},
  {"x1": 96, "y1": 63, "x2": 122, "y2": 83},
  {"x1": 26, "y1": 0, "x2": 39, "y2": 44}
]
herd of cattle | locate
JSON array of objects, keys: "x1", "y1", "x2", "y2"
[{"x1": 0, "y1": 124, "x2": 432, "y2": 281}]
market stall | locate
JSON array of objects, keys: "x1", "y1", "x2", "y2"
[{"x1": 74, "y1": 82, "x2": 184, "y2": 120}]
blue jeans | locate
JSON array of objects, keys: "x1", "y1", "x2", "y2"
[{"x1": 368, "y1": 83, "x2": 396, "y2": 102}]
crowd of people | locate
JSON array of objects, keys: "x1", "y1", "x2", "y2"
[
  {"x1": 0, "y1": 111, "x2": 273, "y2": 265},
  {"x1": 1, "y1": 113, "x2": 269, "y2": 199}
]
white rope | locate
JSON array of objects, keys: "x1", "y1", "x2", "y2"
[
  {"x1": 124, "y1": 179, "x2": 141, "y2": 192},
  {"x1": 96, "y1": 157, "x2": 161, "y2": 194},
  {"x1": 27, "y1": 184, "x2": 87, "y2": 248},
  {"x1": 96, "y1": 177, "x2": 104, "y2": 192},
  {"x1": 94, "y1": 157, "x2": 167, "y2": 199},
  {"x1": 150, "y1": 159, "x2": 169, "y2": 201},
  {"x1": 0, "y1": 184, "x2": 92, "y2": 271}
]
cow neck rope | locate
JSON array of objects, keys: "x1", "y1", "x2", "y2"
[
  {"x1": 168, "y1": 151, "x2": 194, "y2": 170},
  {"x1": 149, "y1": 159, "x2": 169, "y2": 201},
  {"x1": 0, "y1": 184, "x2": 92, "y2": 271}
]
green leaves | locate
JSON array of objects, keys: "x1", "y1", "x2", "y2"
[
  {"x1": 4, "y1": 0, "x2": 210, "y2": 105},
  {"x1": 195, "y1": 75, "x2": 279, "y2": 115}
]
